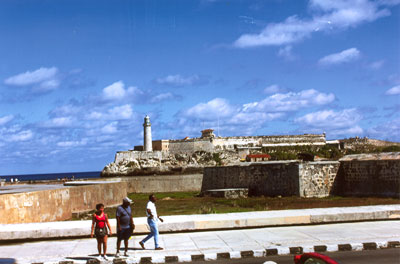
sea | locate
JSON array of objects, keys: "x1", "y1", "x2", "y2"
[{"x1": 0, "y1": 171, "x2": 101, "y2": 182}]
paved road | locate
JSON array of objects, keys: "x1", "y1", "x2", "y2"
[
  {"x1": 1, "y1": 221, "x2": 399, "y2": 263},
  {"x1": 189, "y1": 248, "x2": 400, "y2": 264}
]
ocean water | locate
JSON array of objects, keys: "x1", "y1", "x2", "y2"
[{"x1": 0, "y1": 171, "x2": 101, "y2": 182}]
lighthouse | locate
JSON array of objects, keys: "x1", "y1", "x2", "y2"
[{"x1": 143, "y1": 115, "x2": 153, "y2": 151}]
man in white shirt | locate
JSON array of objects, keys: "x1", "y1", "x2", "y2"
[{"x1": 139, "y1": 194, "x2": 164, "y2": 250}]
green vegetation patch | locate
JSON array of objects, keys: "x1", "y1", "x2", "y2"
[{"x1": 73, "y1": 191, "x2": 400, "y2": 220}]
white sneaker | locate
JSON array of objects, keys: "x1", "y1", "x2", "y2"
[
  {"x1": 115, "y1": 252, "x2": 120, "y2": 257},
  {"x1": 102, "y1": 255, "x2": 108, "y2": 260}
]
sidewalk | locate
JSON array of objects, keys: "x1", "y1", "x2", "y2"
[
  {"x1": 1, "y1": 205, "x2": 399, "y2": 241},
  {"x1": 1, "y1": 220, "x2": 399, "y2": 264}
]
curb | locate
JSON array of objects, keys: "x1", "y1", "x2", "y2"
[{"x1": 32, "y1": 240, "x2": 400, "y2": 264}]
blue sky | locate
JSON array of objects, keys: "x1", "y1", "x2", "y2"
[{"x1": 0, "y1": 0, "x2": 399, "y2": 175}]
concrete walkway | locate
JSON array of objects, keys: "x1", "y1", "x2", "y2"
[
  {"x1": 2, "y1": 205, "x2": 399, "y2": 241},
  {"x1": 1, "y1": 220, "x2": 399, "y2": 264}
]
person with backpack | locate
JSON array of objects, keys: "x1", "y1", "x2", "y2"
[
  {"x1": 91, "y1": 203, "x2": 112, "y2": 260},
  {"x1": 115, "y1": 197, "x2": 135, "y2": 257}
]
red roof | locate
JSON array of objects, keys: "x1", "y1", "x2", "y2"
[{"x1": 247, "y1": 154, "x2": 271, "y2": 158}]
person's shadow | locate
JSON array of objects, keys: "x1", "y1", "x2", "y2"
[{"x1": 121, "y1": 246, "x2": 143, "y2": 251}]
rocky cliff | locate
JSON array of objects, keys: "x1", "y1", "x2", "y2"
[{"x1": 101, "y1": 150, "x2": 240, "y2": 177}]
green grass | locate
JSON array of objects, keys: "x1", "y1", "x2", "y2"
[{"x1": 74, "y1": 191, "x2": 400, "y2": 220}]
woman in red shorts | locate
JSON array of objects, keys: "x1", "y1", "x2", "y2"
[{"x1": 91, "y1": 203, "x2": 112, "y2": 260}]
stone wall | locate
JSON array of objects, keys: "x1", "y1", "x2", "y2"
[
  {"x1": 0, "y1": 182, "x2": 127, "y2": 224},
  {"x1": 334, "y1": 153, "x2": 400, "y2": 198},
  {"x1": 202, "y1": 161, "x2": 301, "y2": 197},
  {"x1": 114, "y1": 151, "x2": 168, "y2": 164},
  {"x1": 202, "y1": 161, "x2": 340, "y2": 198},
  {"x1": 0, "y1": 174, "x2": 203, "y2": 224},
  {"x1": 299, "y1": 161, "x2": 340, "y2": 198},
  {"x1": 201, "y1": 153, "x2": 399, "y2": 198},
  {"x1": 153, "y1": 133, "x2": 326, "y2": 153},
  {"x1": 125, "y1": 174, "x2": 203, "y2": 193},
  {"x1": 168, "y1": 139, "x2": 214, "y2": 154}
]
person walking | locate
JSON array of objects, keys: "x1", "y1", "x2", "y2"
[
  {"x1": 91, "y1": 203, "x2": 112, "y2": 260},
  {"x1": 115, "y1": 197, "x2": 135, "y2": 257},
  {"x1": 139, "y1": 194, "x2": 164, "y2": 250}
]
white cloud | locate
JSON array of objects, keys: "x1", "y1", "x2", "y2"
[
  {"x1": 102, "y1": 81, "x2": 124, "y2": 100},
  {"x1": 102, "y1": 81, "x2": 139, "y2": 101},
  {"x1": 101, "y1": 122, "x2": 118, "y2": 134},
  {"x1": 229, "y1": 112, "x2": 284, "y2": 125},
  {"x1": 243, "y1": 89, "x2": 335, "y2": 112},
  {"x1": 156, "y1": 74, "x2": 206, "y2": 86},
  {"x1": 385, "y1": 85, "x2": 400, "y2": 95},
  {"x1": 318, "y1": 48, "x2": 361, "y2": 65},
  {"x1": 57, "y1": 138, "x2": 88, "y2": 147},
  {"x1": 4, "y1": 67, "x2": 58, "y2": 86},
  {"x1": 367, "y1": 118, "x2": 400, "y2": 141},
  {"x1": 0, "y1": 115, "x2": 14, "y2": 126},
  {"x1": 150, "y1": 92, "x2": 175, "y2": 103},
  {"x1": 184, "y1": 98, "x2": 236, "y2": 120},
  {"x1": 86, "y1": 111, "x2": 104, "y2": 120},
  {"x1": 295, "y1": 108, "x2": 362, "y2": 128},
  {"x1": 42, "y1": 117, "x2": 74, "y2": 128},
  {"x1": 234, "y1": 0, "x2": 396, "y2": 48},
  {"x1": 108, "y1": 104, "x2": 133, "y2": 120},
  {"x1": 295, "y1": 108, "x2": 363, "y2": 137},
  {"x1": 278, "y1": 45, "x2": 295, "y2": 60},
  {"x1": 263, "y1": 84, "x2": 285, "y2": 94},
  {"x1": 7, "y1": 130, "x2": 33, "y2": 142}
]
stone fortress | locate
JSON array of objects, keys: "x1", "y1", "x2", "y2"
[
  {"x1": 103, "y1": 116, "x2": 340, "y2": 176},
  {"x1": 134, "y1": 116, "x2": 337, "y2": 154},
  {"x1": 102, "y1": 115, "x2": 400, "y2": 199}
]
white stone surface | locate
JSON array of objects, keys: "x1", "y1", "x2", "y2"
[
  {"x1": 177, "y1": 254, "x2": 192, "y2": 262},
  {"x1": 229, "y1": 251, "x2": 241, "y2": 259},
  {"x1": 2, "y1": 205, "x2": 399, "y2": 241},
  {"x1": 204, "y1": 253, "x2": 217, "y2": 260},
  {"x1": 0, "y1": 220, "x2": 398, "y2": 263},
  {"x1": 351, "y1": 243, "x2": 364, "y2": 251},
  {"x1": 253, "y1": 249, "x2": 265, "y2": 257}
]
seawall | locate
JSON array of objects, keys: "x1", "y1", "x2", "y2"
[{"x1": 0, "y1": 174, "x2": 203, "y2": 224}]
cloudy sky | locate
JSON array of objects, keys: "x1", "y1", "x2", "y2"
[{"x1": 0, "y1": 0, "x2": 399, "y2": 175}]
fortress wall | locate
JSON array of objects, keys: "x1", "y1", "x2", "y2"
[
  {"x1": 114, "y1": 151, "x2": 168, "y2": 164},
  {"x1": 0, "y1": 174, "x2": 203, "y2": 224},
  {"x1": 0, "y1": 182, "x2": 126, "y2": 224},
  {"x1": 213, "y1": 137, "x2": 260, "y2": 150},
  {"x1": 168, "y1": 140, "x2": 214, "y2": 154},
  {"x1": 299, "y1": 162, "x2": 340, "y2": 198},
  {"x1": 202, "y1": 162, "x2": 301, "y2": 197},
  {"x1": 260, "y1": 134, "x2": 326, "y2": 144},
  {"x1": 125, "y1": 174, "x2": 203, "y2": 193},
  {"x1": 335, "y1": 159, "x2": 400, "y2": 198},
  {"x1": 202, "y1": 161, "x2": 340, "y2": 198}
]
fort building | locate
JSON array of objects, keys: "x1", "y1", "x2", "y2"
[{"x1": 135, "y1": 121, "x2": 331, "y2": 155}]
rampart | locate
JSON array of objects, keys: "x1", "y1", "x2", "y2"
[
  {"x1": 201, "y1": 153, "x2": 400, "y2": 198},
  {"x1": 166, "y1": 133, "x2": 326, "y2": 153},
  {"x1": 0, "y1": 174, "x2": 202, "y2": 224},
  {"x1": 334, "y1": 153, "x2": 400, "y2": 197},
  {"x1": 201, "y1": 161, "x2": 340, "y2": 198}
]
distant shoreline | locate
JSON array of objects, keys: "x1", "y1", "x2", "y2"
[{"x1": 0, "y1": 171, "x2": 101, "y2": 182}]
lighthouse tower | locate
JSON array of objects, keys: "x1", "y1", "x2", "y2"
[{"x1": 143, "y1": 115, "x2": 152, "y2": 151}]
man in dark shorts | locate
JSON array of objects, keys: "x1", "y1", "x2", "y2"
[{"x1": 115, "y1": 197, "x2": 135, "y2": 257}]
